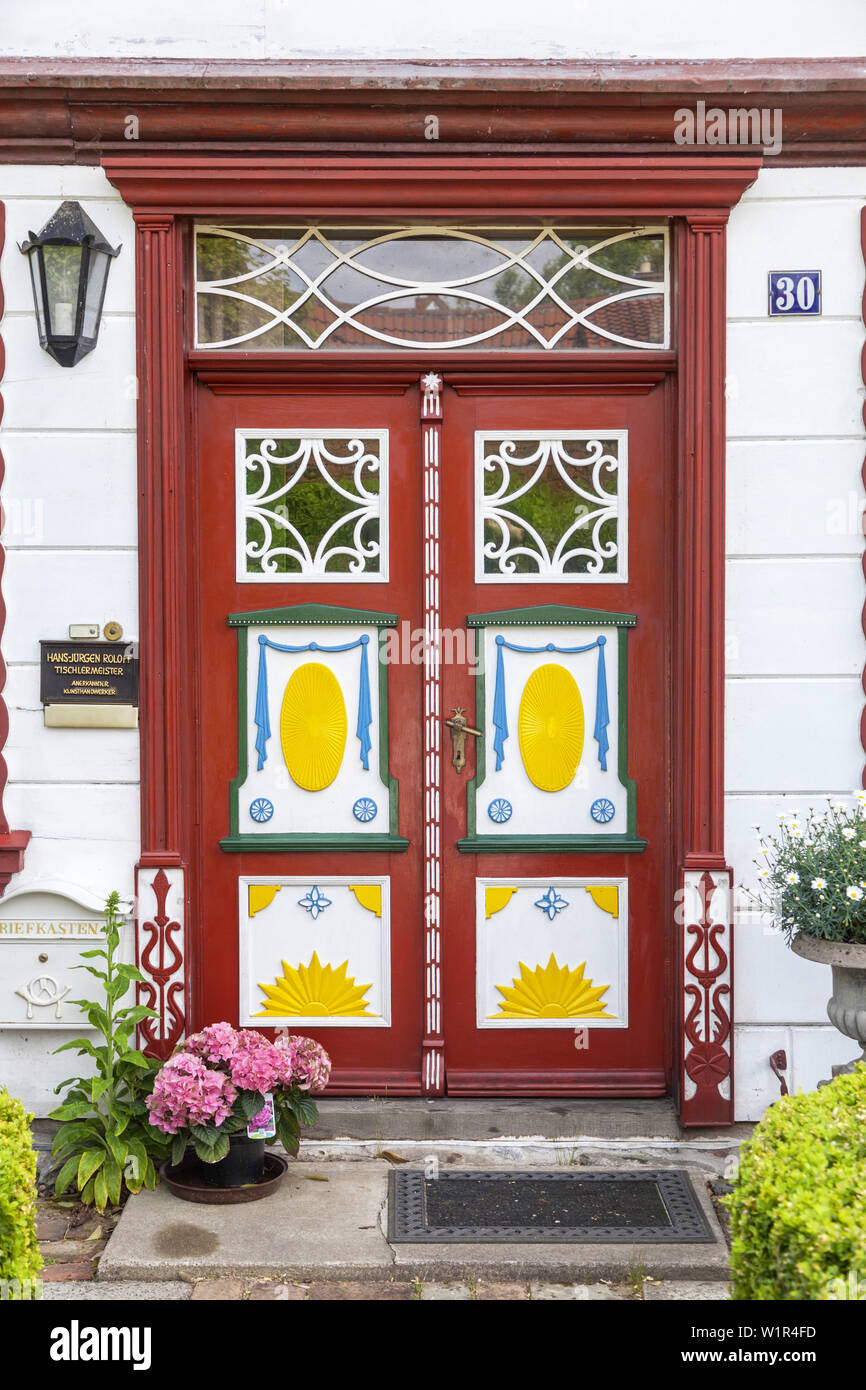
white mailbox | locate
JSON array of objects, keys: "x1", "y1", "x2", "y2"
[{"x1": 0, "y1": 888, "x2": 124, "y2": 1031}]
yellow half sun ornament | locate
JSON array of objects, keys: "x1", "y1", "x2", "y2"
[
  {"x1": 255, "y1": 951, "x2": 376, "y2": 1018},
  {"x1": 489, "y1": 954, "x2": 615, "y2": 1020}
]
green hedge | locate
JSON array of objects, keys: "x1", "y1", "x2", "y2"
[
  {"x1": 0, "y1": 1087, "x2": 42, "y2": 1293},
  {"x1": 728, "y1": 1064, "x2": 866, "y2": 1300}
]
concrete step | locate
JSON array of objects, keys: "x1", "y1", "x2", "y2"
[{"x1": 98, "y1": 1159, "x2": 730, "y2": 1286}]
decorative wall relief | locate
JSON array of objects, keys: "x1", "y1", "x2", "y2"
[
  {"x1": 15, "y1": 974, "x2": 70, "y2": 1020},
  {"x1": 461, "y1": 606, "x2": 642, "y2": 852},
  {"x1": 223, "y1": 604, "x2": 407, "y2": 852},
  {"x1": 681, "y1": 870, "x2": 733, "y2": 1119},
  {"x1": 239, "y1": 875, "x2": 390, "y2": 1028},
  {"x1": 476, "y1": 877, "x2": 627, "y2": 1029},
  {"x1": 136, "y1": 866, "x2": 186, "y2": 1060}
]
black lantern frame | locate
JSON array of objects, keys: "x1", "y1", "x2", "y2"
[{"x1": 19, "y1": 201, "x2": 121, "y2": 368}]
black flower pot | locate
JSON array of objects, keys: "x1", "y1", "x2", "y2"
[{"x1": 199, "y1": 1133, "x2": 266, "y2": 1188}]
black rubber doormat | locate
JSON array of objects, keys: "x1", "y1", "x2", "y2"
[{"x1": 388, "y1": 1169, "x2": 714, "y2": 1243}]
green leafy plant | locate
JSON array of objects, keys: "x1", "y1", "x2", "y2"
[
  {"x1": 727, "y1": 1065, "x2": 866, "y2": 1300},
  {"x1": 0, "y1": 1087, "x2": 42, "y2": 1294},
  {"x1": 744, "y1": 798, "x2": 866, "y2": 944},
  {"x1": 48, "y1": 891, "x2": 170, "y2": 1212}
]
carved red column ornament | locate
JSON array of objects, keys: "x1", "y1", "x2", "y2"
[
  {"x1": 133, "y1": 214, "x2": 187, "y2": 1052},
  {"x1": 421, "y1": 371, "x2": 445, "y2": 1095},
  {"x1": 677, "y1": 214, "x2": 735, "y2": 1124},
  {"x1": 0, "y1": 201, "x2": 31, "y2": 894}
]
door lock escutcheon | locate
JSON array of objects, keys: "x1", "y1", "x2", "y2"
[{"x1": 445, "y1": 708, "x2": 481, "y2": 773}]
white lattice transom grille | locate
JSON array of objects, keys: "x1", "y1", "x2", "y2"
[{"x1": 196, "y1": 225, "x2": 669, "y2": 352}]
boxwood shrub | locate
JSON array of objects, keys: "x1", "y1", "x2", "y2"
[
  {"x1": 728, "y1": 1063, "x2": 866, "y2": 1300},
  {"x1": 0, "y1": 1087, "x2": 42, "y2": 1293}
]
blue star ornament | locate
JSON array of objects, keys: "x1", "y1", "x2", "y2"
[
  {"x1": 298, "y1": 886, "x2": 333, "y2": 919},
  {"x1": 534, "y1": 886, "x2": 569, "y2": 921}
]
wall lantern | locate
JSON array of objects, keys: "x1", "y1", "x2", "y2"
[{"x1": 19, "y1": 201, "x2": 120, "y2": 367}]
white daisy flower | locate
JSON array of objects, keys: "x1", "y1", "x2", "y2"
[
  {"x1": 785, "y1": 872, "x2": 800, "y2": 885},
  {"x1": 843, "y1": 827, "x2": 856, "y2": 840},
  {"x1": 846, "y1": 886, "x2": 864, "y2": 901},
  {"x1": 811, "y1": 878, "x2": 827, "y2": 890}
]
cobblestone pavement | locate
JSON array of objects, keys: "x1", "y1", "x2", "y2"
[
  {"x1": 41, "y1": 1276, "x2": 729, "y2": 1300},
  {"x1": 34, "y1": 1194, "x2": 729, "y2": 1301}
]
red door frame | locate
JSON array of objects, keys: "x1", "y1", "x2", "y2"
[{"x1": 104, "y1": 152, "x2": 761, "y2": 1124}]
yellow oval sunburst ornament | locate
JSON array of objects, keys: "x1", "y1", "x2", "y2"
[
  {"x1": 280, "y1": 662, "x2": 347, "y2": 791},
  {"x1": 490, "y1": 954, "x2": 614, "y2": 1020},
  {"x1": 517, "y1": 663, "x2": 584, "y2": 792},
  {"x1": 255, "y1": 951, "x2": 376, "y2": 1018}
]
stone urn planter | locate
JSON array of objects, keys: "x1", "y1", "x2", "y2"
[{"x1": 792, "y1": 935, "x2": 866, "y2": 1073}]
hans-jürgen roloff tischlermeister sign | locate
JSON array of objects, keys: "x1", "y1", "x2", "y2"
[{"x1": 40, "y1": 640, "x2": 139, "y2": 706}]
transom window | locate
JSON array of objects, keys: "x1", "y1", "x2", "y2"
[{"x1": 195, "y1": 225, "x2": 669, "y2": 352}]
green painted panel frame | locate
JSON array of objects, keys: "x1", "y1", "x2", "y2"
[
  {"x1": 459, "y1": 604, "x2": 645, "y2": 854},
  {"x1": 221, "y1": 602, "x2": 408, "y2": 853}
]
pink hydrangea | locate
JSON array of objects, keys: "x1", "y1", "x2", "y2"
[
  {"x1": 275, "y1": 1034, "x2": 331, "y2": 1093},
  {"x1": 182, "y1": 1021, "x2": 239, "y2": 1066},
  {"x1": 227, "y1": 1032, "x2": 285, "y2": 1093},
  {"x1": 148, "y1": 1024, "x2": 332, "y2": 1138},
  {"x1": 146, "y1": 1052, "x2": 237, "y2": 1135}
]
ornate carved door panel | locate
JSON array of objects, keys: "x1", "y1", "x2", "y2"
[
  {"x1": 195, "y1": 385, "x2": 424, "y2": 1091},
  {"x1": 439, "y1": 381, "x2": 670, "y2": 1094}
]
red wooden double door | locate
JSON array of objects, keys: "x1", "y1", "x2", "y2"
[{"x1": 193, "y1": 369, "x2": 670, "y2": 1094}]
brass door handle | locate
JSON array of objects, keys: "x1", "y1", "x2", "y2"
[{"x1": 445, "y1": 708, "x2": 482, "y2": 773}]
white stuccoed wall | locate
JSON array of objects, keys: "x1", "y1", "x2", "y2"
[
  {"x1": 0, "y1": 166, "x2": 138, "y2": 1113},
  {"x1": 2, "y1": 0, "x2": 866, "y2": 59},
  {"x1": 726, "y1": 166, "x2": 866, "y2": 1117},
  {"x1": 1, "y1": 156, "x2": 865, "y2": 1118}
]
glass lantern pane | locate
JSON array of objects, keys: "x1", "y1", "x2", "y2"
[
  {"x1": 82, "y1": 251, "x2": 110, "y2": 340},
  {"x1": 42, "y1": 244, "x2": 83, "y2": 336},
  {"x1": 27, "y1": 254, "x2": 46, "y2": 338}
]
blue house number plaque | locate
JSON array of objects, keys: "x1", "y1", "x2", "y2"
[{"x1": 768, "y1": 271, "x2": 821, "y2": 317}]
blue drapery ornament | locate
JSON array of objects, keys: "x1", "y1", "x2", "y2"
[
  {"x1": 254, "y1": 632, "x2": 372, "y2": 772},
  {"x1": 491, "y1": 632, "x2": 610, "y2": 772}
]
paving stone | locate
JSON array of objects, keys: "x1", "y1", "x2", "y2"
[
  {"x1": 247, "y1": 1281, "x2": 309, "y2": 1301},
  {"x1": 307, "y1": 1281, "x2": 414, "y2": 1300},
  {"x1": 68, "y1": 1213, "x2": 109, "y2": 1241},
  {"x1": 35, "y1": 1206, "x2": 71, "y2": 1242},
  {"x1": 39, "y1": 1240, "x2": 105, "y2": 1263},
  {"x1": 42, "y1": 1281, "x2": 192, "y2": 1301},
  {"x1": 420, "y1": 1282, "x2": 472, "y2": 1300},
  {"x1": 530, "y1": 1282, "x2": 629, "y2": 1300},
  {"x1": 644, "y1": 1281, "x2": 730, "y2": 1301},
  {"x1": 474, "y1": 1282, "x2": 529, "y2": 1301},
  {"x1": 40, "y1": 1263, "x2": 97, "y2": 1283},
  {"x1": 190, "y1": 1278, "x2": 246, "y2": 1301}
]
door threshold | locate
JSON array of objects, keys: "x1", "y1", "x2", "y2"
[{"x1": 308, "y1": 1097, "x2": 683, "y2": 1142}]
